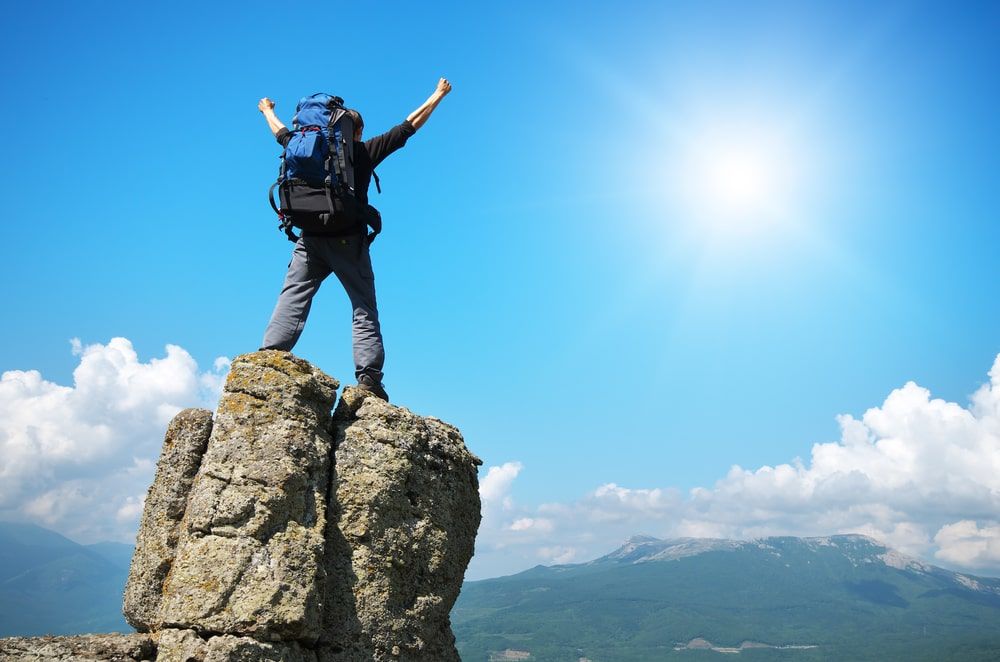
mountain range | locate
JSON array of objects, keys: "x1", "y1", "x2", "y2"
[
  {"x1": 0, "y1": 522, "x2": 132, "y2": 636},
  {"x1": 3, "y1": 523, "x2": 1000, "y2": 660},
  {"x1": 452, "y1": 534, "x2": 1000, "y2": 661}
]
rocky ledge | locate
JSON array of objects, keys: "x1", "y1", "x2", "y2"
[{"x1": 0, "y1": 351, "x2": 481, "y2": 661}]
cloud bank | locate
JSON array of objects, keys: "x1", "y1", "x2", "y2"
[
  {"x1": 0, "y1": 338, "x2": 229, "y2": 543},
  {"x1": 4, "y1": 339, "x2": 998, "y2": 581},
  {"x1": 472, "y1": 353, "x2": 1000, "y2": 579}
]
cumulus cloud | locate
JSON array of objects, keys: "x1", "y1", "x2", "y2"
[
  {"x1": 469, "y1": 353, "x2": 1000, "y2": 579},
  {"x1": 509, "y1": 517, "x2": 554, "y2": 533},
  {"x1": 681, "y1": 354, "x2": 1000, "y2": 559},
  {"x1": 479, "y1": 461, "x2": 523, "y2": 507},
  {"x1": 8, "y1": 339, "x2": 999, "y2": 581},
  {"x1": 471, "y1": 471, "x2": 685, "y2": 578},
  {"x1": 0, "y1": 338, "x2": 229, "y2": 543},
  {"x1": 934, "y1": 521, "x2": 1000, "y2": 568},
  {"x1": 537, "y1": 546, "x2": 577, "y2": 564},
  {"x1": 472, "y1": 462, "x2": 526, "y2": 573}
]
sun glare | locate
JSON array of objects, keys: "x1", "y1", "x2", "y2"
[
  {"x1": 674, "y1": 124, "x2": 802, "y2": 237},
  {"x1": 704, "y1": 150, "x2": 776, "y2": 212}
]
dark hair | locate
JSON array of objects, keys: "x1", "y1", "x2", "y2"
[{"x1": 347, "y1": 109, "x2": 363, "y2": 134}]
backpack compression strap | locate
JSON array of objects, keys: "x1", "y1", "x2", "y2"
[
  {"x1": 269, "y1": 155, "x2": 299, "y2": 242},
  {"x1": 280, "y1": 215, "x2": 299, "y2": 242},
  {"x1": 269, "y1": 183, "x2": 299, "y2": 242}
]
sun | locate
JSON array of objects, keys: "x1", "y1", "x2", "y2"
[
  {"x1": 702, "y1": 149, "x2": 778, "y2": 213},
  {"x1": 675, "y1": 124, "x2": 801, "y2": 236}
]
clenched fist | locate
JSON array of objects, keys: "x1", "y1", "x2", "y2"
[
  {"x1": 258, "y1": 97, "x2": 275, "y2": 113},
  {"x1": 436, "y1": 78, "x2": 452, "y2": 96}
]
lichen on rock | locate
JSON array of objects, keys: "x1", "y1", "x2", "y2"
[
  {"x1": 124, "y1": 408, "x2": 214, "y2": 632},
  {"x1": 157, "y1": 351, "x2": 339, "y2": 642},
  {"x1": 0, "y1": 633, "x2": 156, "y2": 661},
  {"x1": 321, "y1": 387, "x2": 482, "y2": 661}
]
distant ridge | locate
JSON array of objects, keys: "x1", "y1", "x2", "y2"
[
  {"x1": 596, "y1": 535, "x2": 743, "y2": 565},
  {"x1": 454, "y1": 533, "x2": 1000, "y2": 661},
  {"x1": 592, "y1": 533, "x2": 984, "y2": 584},
  {"x1": 0, "y1": 521, "x2": 132, "y2": 637}
]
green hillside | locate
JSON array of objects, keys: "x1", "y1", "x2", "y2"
[
  {"x1": 453, "y1": 535, "x2": 1000, "y2": 661},
  {"x1": 0, "y1": 522, "x2": 132, "y2": 636},
  {"x1": 3, "y1": 524, "x2": 999, "y2": 661}
]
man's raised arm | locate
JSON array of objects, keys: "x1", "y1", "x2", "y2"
[
  {"x1": 406, "y1": 78, "x2": 452, "y2": 131},
  {"x1": 258, "y1": 97, "x2": 287, "y2": 138}
]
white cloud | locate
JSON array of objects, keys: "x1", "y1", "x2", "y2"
[
  {"x1": 8, "y1": 340, "x2": 1000, "y2": 582},
  {"x1": 116, "y1": 495, "x2": 146, "y2": 523},
  {"x1": 934, "y1": 520, "x2": 1000, "y2": 568},
  {"x1": 0, "y1": 338, "x2": 229, "y2": 543},
  {"x1": 470, "y1": 471, "x2": 683, "y2": 578},
  {"x1": 468, "y1": 353, "x2": 1000, "y2": 579},
  {"x1": 678, "y1": 355, "x2": 1000, "y2": 558},
  {"x1": 480, "y1": 461, "x2": 523, "y2": 506},
  {"x1": 471, "y1": 461, "x2": 528, "y2": 574},
  {"x1": 537, "y1": 546, "x2": 577, "y2": 564},
  {"x1": 585, "y1": 483, "x2": 680, "y2": 521},
  {"x1": 509, "y1": 517, "x2": 554, "y2": 533}
]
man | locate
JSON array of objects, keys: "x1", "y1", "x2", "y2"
[{"x1": 257, "y1": 78, "x2": 452, "y2": 401}]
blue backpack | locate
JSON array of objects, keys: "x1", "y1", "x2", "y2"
[{"x1": 268, "y1": 93, "x2": 380, "y2": 242}]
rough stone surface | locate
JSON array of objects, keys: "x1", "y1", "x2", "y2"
[
  {"x1": 1, "y1": 351, "x2": 482, "y2": 662},
  {"x1": 152, "y1": 629, "x2": 204, "y2": 662},
  {"x1": 159, "y1": 351, "x2": 339, "y2": 642},
  {"x1": 320, "y1": 387, "x2": 482, "y2": 661},
  {"x1": 125, "y1": 408, "x2": 214, "y2": 632},
  {"x1": 155, "y1": 629, "x2": 317, "y2": 662},
  {"x1": 0, "y1": 634, "x2": 155, "y2": 661}
]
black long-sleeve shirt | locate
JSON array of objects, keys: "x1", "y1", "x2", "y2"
[{"x1": 276, "y1": 119, "x2": 415, "y2": 204}]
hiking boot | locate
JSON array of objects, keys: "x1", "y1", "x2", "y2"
[{"x1": 357, "y1": 374, "x2": 389, "y2": 402}]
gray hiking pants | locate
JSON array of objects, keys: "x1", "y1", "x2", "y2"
[{"x1": 261, "y1": 234, "x2": 384, "y2": 382}]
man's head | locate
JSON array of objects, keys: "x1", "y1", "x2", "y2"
[{"x1": 347, "y1": 109, "x2": 364, "y2": 141}]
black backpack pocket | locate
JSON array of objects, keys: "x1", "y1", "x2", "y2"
[
  {"x1": 279, "y1": 181, "x2": 333, "y2": 216},
  {"x1": 281, "y1": 182, "x2": 368, "y2": 235}
]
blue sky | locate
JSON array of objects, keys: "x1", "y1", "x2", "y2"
[{"x1": 1, "y1": 1, "x2": 998, "y2": 579}]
